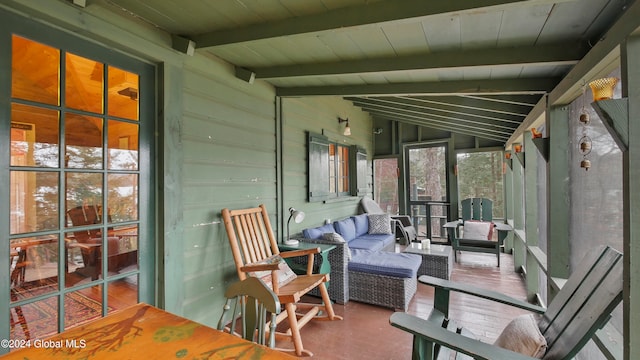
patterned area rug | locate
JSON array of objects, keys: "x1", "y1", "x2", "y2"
[{"x1": 11, "y1": 278, "x2": 108, "y2": 341}]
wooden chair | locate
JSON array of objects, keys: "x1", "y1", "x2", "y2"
[
  {"x1": 461, "y1": 197, "x2": 493, "y2": 222},
  {"x1": 217, "y1": 277, "x2": 281, "y2": 348},
  {"x1": 390, "y1": 245, "x2": 623, "y2": 359},
  {"x1": 221, "y1": 204, "x2": 342, "y2": 357}
]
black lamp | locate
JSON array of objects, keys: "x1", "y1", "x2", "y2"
[{"x1": 285, "y1": 207, "x2": 305, "y2": 245}]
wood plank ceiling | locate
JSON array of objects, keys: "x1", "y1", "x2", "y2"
[{"x1": 99, "y1": 0, "x2": 631, "y2": 144}]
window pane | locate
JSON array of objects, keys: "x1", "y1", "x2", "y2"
[
  {"x1": 65, "y1": 172, "x2": 103, "y2": 216},
  {"x1": 65, "y1": 285, "x2": 102, "y2": 330},
  {"x1": 107, "y1": 274, "x2": 138, "y2": 314},
  {"x1": 11, "y1": 296, "x2": 58, "y2": 341},
  {"x1": 374, "y1": 158, "x2": 399, "y2": 214},
  {"x1": 65, "y1": 113, "x2": 103, "y2": 169},
  {"x1": 108, "y1": 174, "x2": 139, "y2": 222},
  {"x1": 329, "y1": 144, "x2": 336, "y2": 194},
  {"x1": 108, "y1": 66, "x2": 139, "y2": 121},
  {"x1": 11, "y1": 103, "x2": 60, "y2": 168},
  {"x1": 456, "y1": 151, "x2": 504, "y2": 219},
  {"x1": 10, "y1": 236, "x2": 60, "y2": 302},
  {"x1": 65, "y1": 52, "x2": 104, "y2": 114},
  {"x1": 338, "y1": 145, "x2": 349, "y2": 193},
  {"x1": 108, "y1": 120, "x2": 139, "y2": 170},
  {"x1": 10, "y1": 171, "x2": 59, "y2": 234},
  {"x1": 12, "y1": 35, "x2": 60, "y2": 106},
  {"x1": 107, "y1": 225, "x2": 138, "y2": 274}
]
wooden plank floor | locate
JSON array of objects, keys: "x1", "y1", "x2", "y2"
[{"x1": 289, "y1": 250, "x2": 530, "y2": 359}]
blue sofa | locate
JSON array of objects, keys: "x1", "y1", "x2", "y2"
[{"x1": 301, "y1": 214, "x2": 421, "y2": 311}]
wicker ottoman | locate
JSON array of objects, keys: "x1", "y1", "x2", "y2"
[
  {"x1": 348, "y1": 249, "x2": 422, "y2": 311},
  {"x1": 402, "y1": 243, "x2": 453, "y2": 280}
]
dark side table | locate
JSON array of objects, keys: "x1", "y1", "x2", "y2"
[{"x1": 278, "y1": 241, "x2": 336, "y2": 283}]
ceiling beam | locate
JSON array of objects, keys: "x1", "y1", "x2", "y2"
[
  {"x1": 348, "y1": 96, "x2": 524, "y2": 124},
  {"x1": 374, "y1": 114, "x2": 510, "y2": 142},
  {"x1": 351, "y1": 100, "x2": 518, "y2": 132},
  {"x1": 276, "y1": 77, "x2": 560, "y2": 97},
  {"x1": 191, "y1": 0, "x2": 575, "y2": 48},
  {"x1": 400, "y1": 95, "x2": 537, "y2": 116},
  {"x1": 255, "y1": 44, "x2": 583, "y2": 79}
]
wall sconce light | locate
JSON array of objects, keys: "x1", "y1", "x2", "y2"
[
  {"x1": 373, "y1": 128, "x2": 383, "y2": 135},
  {"x1": 588, "y1": 77, "x2": 619, "y2": 101},
  {"x1": 338, "y1": 117, "x2": 351, "y2": 136},
  {"x1": 505, "y1": 152, "x2": 512, "y2": 160},
  {"x1": 285, "y1": 207, "x2": 305, "y2": 245},
  {"x1": 513, "y1": 144, "x2": 522, "y2": 153}
]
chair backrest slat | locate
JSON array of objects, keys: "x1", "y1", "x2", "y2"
[
  {"x1": 461, "y1": 198, "x2": 493, "y2": 222},
  {"x1": 539, "y1": 246, "x2": 623, "y2": 360}
]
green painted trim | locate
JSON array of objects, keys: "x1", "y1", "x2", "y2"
[{"x1": 548, "y1": 106, "x2": 571, "y2": 296}]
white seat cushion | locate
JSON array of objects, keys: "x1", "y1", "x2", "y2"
[{"x1": 494, "y1": 314, "x2": 547, "y2": 358}]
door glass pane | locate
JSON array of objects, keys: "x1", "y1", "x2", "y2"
[
  {"x1": 107, "y1": 225, "x2": 138, "y2": 274},
  {"x1": 108, "y1": 66, "x2": 139, "y2": 121},
  {"x1": 65, "y1": 285, "x2": 103, "y2": 329},
  {"x1": 11, "y1": 35, "x2": 60, "y2": 106},
  {"x1": 10, "y1": 171, "x2": 58, "y2": 234},
  {"x1": 65, "y1": 113, "x2": 103, "y2": 169},
  {"x1": 65, "y1": 52, "x2": 104, "y2": 114},
  {"x1": 65, "y1": 173, "x2": 103, "y2": 214},
  {"x1": 374, "y1": 158, "x2": 399, "y2": 214},
  {"x1": 408, "y1": 147, "x2": 447, "y2": 202},
  {"x1": 456, "y1": 151, "x2": 504, "y2": 219},
  {"x1": 10, "y1": 235, "x2": 59, "y2": 301},
  {"x1": 10, "y1": 296, "x2": 58, "y2": 341},
  {"x1": 11, "y1": 103, "x2": 59, "y2": 168},
  {"x1": 407, "y1": 146, "x2": 448, "y2": 241},
  {"x1": 108, "y1": 174, "x2": 138, "y2": 222},
  {"x1": 107, "y1": 120, "x2": 139, "y2": 170},
  {"x1": 107, "y1": 275, "x2": 138, "y2": 314}
]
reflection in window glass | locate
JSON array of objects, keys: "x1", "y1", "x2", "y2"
[
  {"x1": 108, "y1": 174, "x2": 139, "y2": 222},
  {"x1": 108, "y1": 65, "x2": 139, "y2": 121},
  {"x1": 10, "y1": 171, "x2": 59, "y2": 234},
  {"x1": 108, "y1": 275, "x2": 138, "y2": 314},
  {"x1": 65, "y1": 285, "x2": 103, "y2": 330},
  {"x1": 65, "y1": 52, "x2": 104, "y2": 114},
  {"x1": 11, "y1": 35, "x2": 60, "y2": 106},
  {"x1": 11, "y1": 104, "x2": 60, "y2": 168},
  {"x1": 108, "y1": 120, "x2": 139, "y2": 170},
  {"x1": 65, "y1": 172, "x2": 103, "y2": 217},
  {"x1": 9, "y1": 236, "x2": 60, "y2": 301},
  {"x1": 107, "y1": 225, "x2": 138, "y2": 274},
  {"x1": 10, "y1": 296, "x2": 58, "y2": 341},
  {"x1": 65, "y1": 113, "x2": 103, "y2": 169}
]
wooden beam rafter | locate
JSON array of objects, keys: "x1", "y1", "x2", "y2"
[
  {"x1": 254, "y1": 44, "x2": 584, "y2": 79},
  {"x1": 191, "y1": 0, "x2": 575, "y2": 48},
  {"x1": 276, "y1": 77, "x2": 560, "y2": 97}
]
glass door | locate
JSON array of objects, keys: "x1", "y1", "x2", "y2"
[
  {"x1": 5, "y1": 24, "x2": 154, "y2": 346},
  {"x1": 405, "y1": 144, "x2": 450, "y2": 242}
]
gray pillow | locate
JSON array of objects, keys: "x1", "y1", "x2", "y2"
[
  {"x1": 368, "y1": 213, "x2": 392, "y2": 234},
  {"x1": 322, "y1": 232, "x2": 351, "y2": 260}
]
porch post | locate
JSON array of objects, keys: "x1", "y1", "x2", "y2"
[
  {"x1": 621, "y1": 34, "x2": 640, "y2": 360},
  {"x1": 523, "y1": 134, "x2": 539, "y2": 302},
  {"x1": 547, "y1": 105, "x2": 571, "y2": 300}
]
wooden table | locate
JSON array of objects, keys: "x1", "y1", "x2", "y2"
[{"x1": 0, "y1": 303, "x2": 296, "y2": 359}]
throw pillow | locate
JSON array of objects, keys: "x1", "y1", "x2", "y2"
[
  {"x1": 462, "y1": 220, "x2": 494, "y2": 240},
  {"x1": 493, "y1": 314, "x2": 547, "y2": 358},
  {"x1": 322, "y1": 232, "x2": 352, "y2": 260},
  {"x1": 368, "y1": 213, "x2": 392, "y2": 234},
  {"x1": 246, "y1": 254, "x2": 297, "y2": 290}
]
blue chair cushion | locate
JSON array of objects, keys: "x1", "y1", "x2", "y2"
[
  {"x1": 351, "y1": 214, "x2": 369, "y2": 237},
  {"x1": 334, "y1": 218, "x2": 357, "y2": 242},
  {"x1": 347, "y1": 233, "x2": 395, "y2": 251},
  {"x1": 349, "y1": 249, "x2": 421, "y2": 278},
  {"x1": 302, "y1": 223, "x2": 335, "y2": 239}
]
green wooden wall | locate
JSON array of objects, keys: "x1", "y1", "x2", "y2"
[{"x1": 0, "y1": 0, "x2": 374, "y2": 329}]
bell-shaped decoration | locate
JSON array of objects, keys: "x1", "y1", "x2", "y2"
[
  {"x1": 580, "y1": 159, "x2": 591, "y2": 171},
  {"x1": 588, "y1": 77, "x2": 619, "y2": 101},
  {"x1": 579, "y1": 112, "x2": 590, "y2": 125}
]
